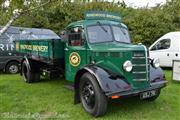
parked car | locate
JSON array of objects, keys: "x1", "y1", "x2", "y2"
[
  {"x1": 0, "y1": 26, "x2": 58, "y2": 74},
  {"x1": 149, "y1": 32, "x2": 180, "y2": 67}
]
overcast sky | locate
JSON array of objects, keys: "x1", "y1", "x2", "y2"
[{"x1": 116, "y1": 0, "x2": 167, "y2": 8}]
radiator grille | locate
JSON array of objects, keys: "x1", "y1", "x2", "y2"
[{"x1": 132, "y1": 51, "x2": 149, "y2": 81}]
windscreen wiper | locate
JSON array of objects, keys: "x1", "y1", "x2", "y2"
[
  {"x1": 119, "y1": 24, "x2": 129, "y2": 40},
  {"x1": 97, "y1": 21, "x2": 108, "y2": 33},
  {"x1": 119, "y1": 24, "x2": 126, "y2": 35}
]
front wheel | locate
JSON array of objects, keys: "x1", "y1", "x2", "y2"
[{"x1": 79, "y1": 73, "x2": 108, "y2": 117}]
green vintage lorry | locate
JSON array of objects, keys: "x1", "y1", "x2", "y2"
[{"x1": 15, "y1": 11, "x2": 167, "y2": 117}]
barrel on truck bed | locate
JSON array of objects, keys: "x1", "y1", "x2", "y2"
[{"x1": 15, "y1": 39, "x2": 64, "y2": 65}]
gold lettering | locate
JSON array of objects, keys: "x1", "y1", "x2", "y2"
[
  {"x1": 20, "y1": 44, "x2": 48, "y2": 52},
  {"x1": 20, "y1": 45, "x2": 32, "y2": 50}
]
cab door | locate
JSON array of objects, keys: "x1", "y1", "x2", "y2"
[
  {"x1": 149, "y1": 39, "x2": 171, "y2": 67},
  {"x1": 65, "y1": 26, "x2": 87, "y2": 82}
]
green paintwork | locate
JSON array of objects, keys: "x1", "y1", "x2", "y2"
[
  {"x1": 15, "y1": 39, "x2": 64, "y2": 64},
  {"x1": 64, "y1": 19, "x2": 149, "y2": 90},
  {"x1": 15, "y1": 12, "x2": 150, "y2": 90},
  {"x1": 89, "y1": 43, "x2": 149, "y2": 89},
  {"x1": 85, "y1": 11, "x2": 122, "y2": 22}
]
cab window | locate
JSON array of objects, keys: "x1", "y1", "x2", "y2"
[
  {"x1": 68, "y1": 27, "x2": 83, "y2": 46},
  {"x1": 151, "y1": 39, "x2": 171, "y2": 51},
  {"x1": 87, "y1": 25, "x2": 113, "y2": 43},
  {"x1": 112, "y1": 26, "x2": 131, "y2": 43}
]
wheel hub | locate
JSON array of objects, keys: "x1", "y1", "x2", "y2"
[
  {"x1": 9, "y1": 65, "x2": 18, "y2": 74},
  {"x1": 82, "y1": 82, "x2": 95, "y2": 108}
]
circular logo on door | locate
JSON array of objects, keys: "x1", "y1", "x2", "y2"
[{"x1": 69, "y1": 52, "x2": 81, "y2": 67}]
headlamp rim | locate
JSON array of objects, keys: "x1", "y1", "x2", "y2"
[{"x1": 123, "y1": 60, "x2": 133, "y2": 72}]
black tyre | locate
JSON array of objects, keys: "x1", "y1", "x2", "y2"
[
  {"x1": 5, "y1": 61, "x2": 19, "y2": 74},
  {"x1": 22, "y1": 60, "x2": 40, "y2": 83},
  {"x1": 79, "y1": 73, "x2": 108, "y2": 117},
  {"x1": 143, "y1": 89, "x2": 161, "y2": 101}
]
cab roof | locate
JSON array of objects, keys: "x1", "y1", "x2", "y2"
[
  {"x1": 67, "y1": 11, "x2": 127, "y2": 29},
  {"x1": 67, "y1": 20, "x2": 128, "y2": 29}
]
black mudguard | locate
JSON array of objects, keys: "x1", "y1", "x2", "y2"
[
  {"x1": 149, "y1": 65, "x2": 165, "y2": 81},
  {"x1": 74, "y1": 65, "x2": 131, "y2": 104},
  {"x1": 20, "y1": 57, "x2": 31, "y2": 75},
  {"x1": 83, "y1": 65, "x2": 132, "y2": 93},
  {"x1": 74, "y1": 65, "x2": 167, "y2": 104},
  {"x1": 20, "y1": 57, "x2": 40, "y2": 75},
  {"x1": 149, "y1": 65, "x2": 167, "y2": 87}
]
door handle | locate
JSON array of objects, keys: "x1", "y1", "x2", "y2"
[
  {"x1": 167, "y1": 53, "x2": 169, "y2": 56},
  {"x1": 175, "y1": 53, "x2": 178, "y2": 57}
]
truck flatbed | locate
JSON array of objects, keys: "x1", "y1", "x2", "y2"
[{"x1": 15, "y1": 39, "x2": 64, "y2": 65}]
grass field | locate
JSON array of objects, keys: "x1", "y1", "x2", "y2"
[{"x1": 0, "y1": 69, "x2": 180, "y2": 120}]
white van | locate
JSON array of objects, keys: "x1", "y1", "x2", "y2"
[{"x1": 149, "y1": 32, "x2": 180, "y2": 67}]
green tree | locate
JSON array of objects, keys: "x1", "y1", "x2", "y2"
[{"x1": 0, "y1": 0, "x2": 179, "y2": 46}]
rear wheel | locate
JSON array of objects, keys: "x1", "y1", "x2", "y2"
[
  {"x1": 5, "y1": 61, "x2": 19, "y2": 74},
  {"x1": 22, "y1": 60, "x2": 40, "y2": 83},
  {"x1": 79, "y1": 73, "x2": 108, "y2": 117}
]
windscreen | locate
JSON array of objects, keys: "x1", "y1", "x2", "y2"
[
  {"x1": 87, "y1": 25, "x2": 113, "y2": 43},
  {"x1": 87, "y1": 25, "x2": 131, "y2": 44},
  {"x1": 112, "y1": 26, "x2": 130, "y2": 43}
]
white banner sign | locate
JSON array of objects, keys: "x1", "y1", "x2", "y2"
[{"x1": 173, "y1": 60, "x2": 180, "y2": 81}]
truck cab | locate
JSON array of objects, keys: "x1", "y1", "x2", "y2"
[
  {"x1": 16, "y1": 11, "x2": 167, "y2": 117},
  {"x1": 61, "y1": 11, "x2": 167, "y2": 116},
  {"x1": 64, "y1": 19, "x2": 133, "y2": 82}
]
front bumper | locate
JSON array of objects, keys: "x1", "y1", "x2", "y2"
[{"x1": 106, "y1": 81, "x2": 167, "y2": 98}]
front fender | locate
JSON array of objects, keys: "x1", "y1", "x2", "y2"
[
  {"x1": 74, "y1": 65, "x2": 132, "y2": 104},
  {"x1": 149, "y1": 65, "x2": 166, "y2": 82},
  {"x1": 82, "y1": 65, "x2": 131, "y2": 94}
]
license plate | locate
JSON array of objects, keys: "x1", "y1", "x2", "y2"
[{"x1": 140, "y1": 90, "x2": 157, "y2": 99}]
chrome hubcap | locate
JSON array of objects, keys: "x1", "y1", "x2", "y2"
[{"x1": 9, "y1": 65, "x2": 18, "y2": 74}]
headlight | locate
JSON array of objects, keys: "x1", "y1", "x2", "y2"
[
  {"x1": 123, "y1": 60, "x2": 133, "y2": 72},
  {"x1": 152, "y1": 58, "x2": 160, "y2": 68}
]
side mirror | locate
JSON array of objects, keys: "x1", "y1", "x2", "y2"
[{"x1": 59, "y1": 30, "x2": 68, "y2": 42}]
